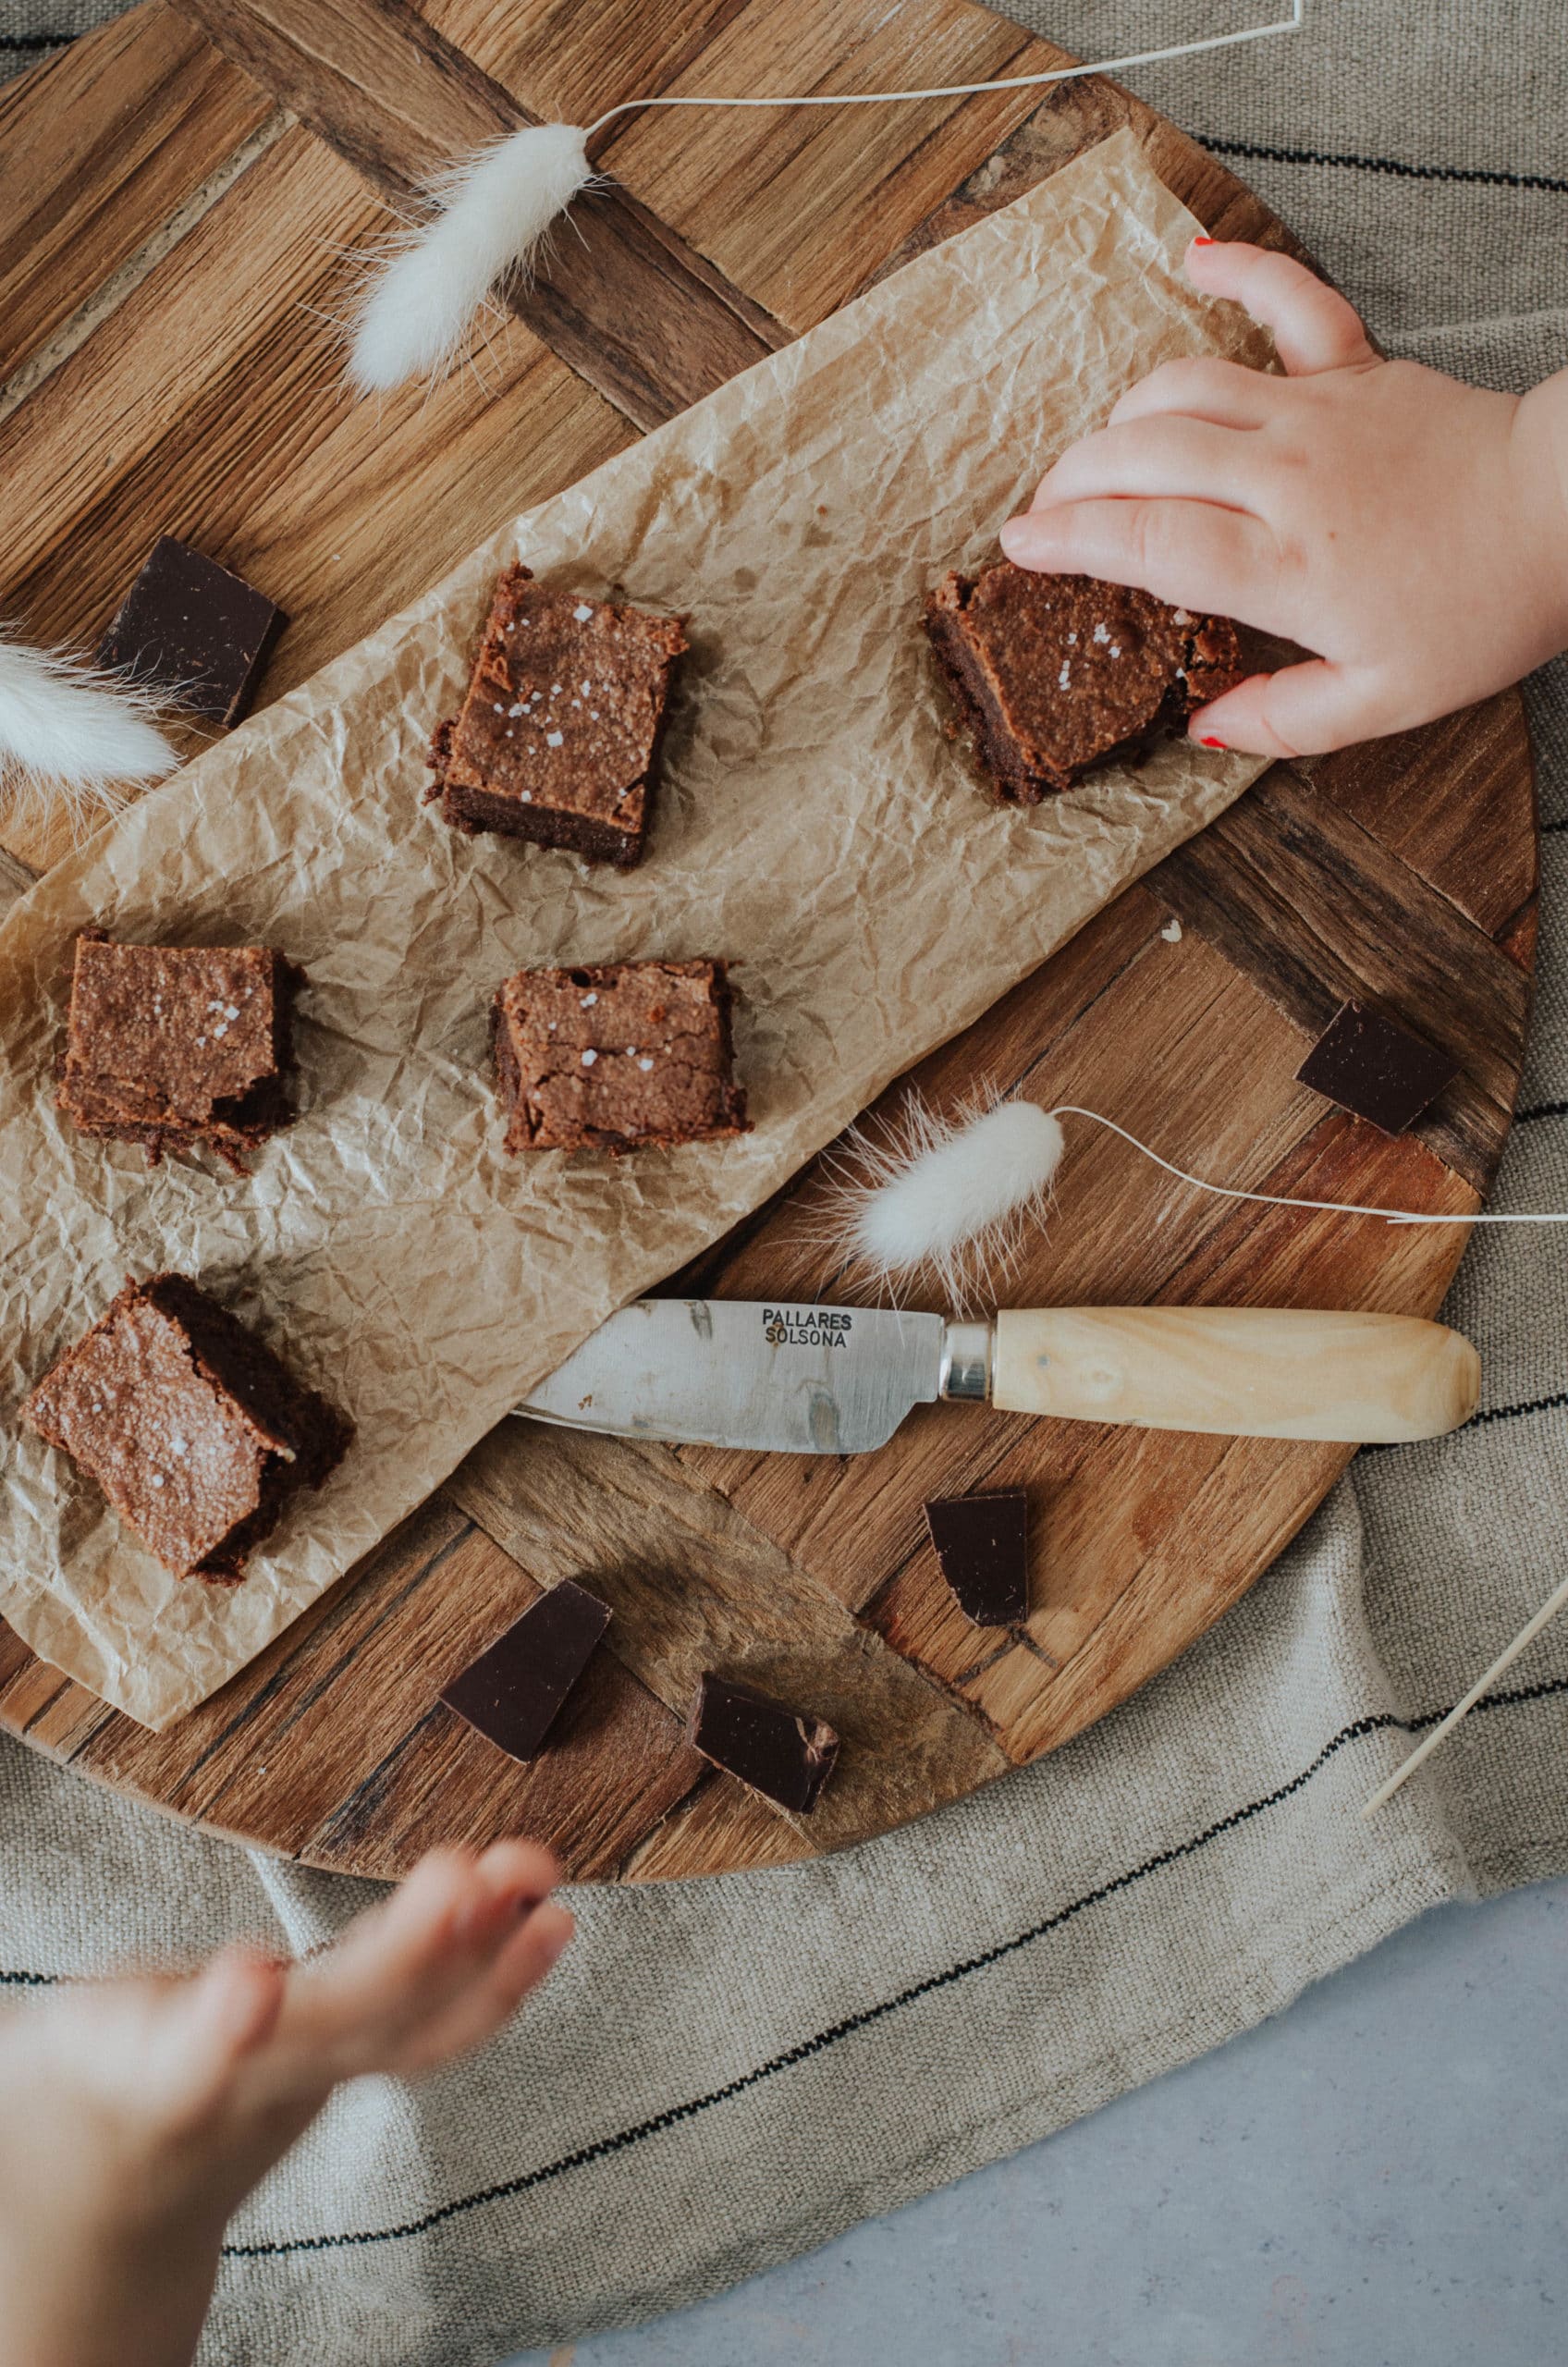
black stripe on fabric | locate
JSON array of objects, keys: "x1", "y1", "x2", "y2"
[
  {"x1": 1516, "y1": 1100, "x2": 1568, "y2": 1123},
  {"x1": 216, "y1": 1671, "x2": 1568, "y2": 2262},
  {"x1": 0, "y1": 32, "x2": 74, "y2": 49},
  {"x1": 1207, "y1": 135, "x2": 1568, "y2": 199},
  {"x1": 1468, "y1": 1389, "x2": 1568, "y2": 1430},
  {"x1": 0, "y1": 1968, "x2": 52, "y2": 1986},
  {"x1": 1359, "y1": 1384, "x2": 1568, "y2": 1454},
  {"x1": 1542, "y1": 818, "x2": 1568, "y2": 834}
]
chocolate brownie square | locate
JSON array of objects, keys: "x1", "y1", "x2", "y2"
[
  {"x1": 924, "y1": 560, "x2": 1243, "y2": 803},
  {"x1": 1295, "y1": 1001, "x2": 1460, "y2": 1134},
  {"x1": 491, "y1": 957, "x2": 748, "y2": 1154},
  {"x1": 22, "y1": 1273, "x2": 352, "y2": 1582},
  {"x1": 57, "y1": 931, "x2": 300, "y2": 1171},
  {"x1": 97, "y1": 536, "x2": 288, "y2": 725},
  {"x1": 428, "y1": 564, "x2": 688, "y2": 867}
]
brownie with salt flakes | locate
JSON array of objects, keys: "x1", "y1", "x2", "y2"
[
  {"x1": 924, "y1": 559, "x2": 1243, "y2": 803},
  {"x1": 22, "y1": 1273, "x2": 352, "y2": 1583},
  {"x1": 428, "y1": 564, "x2": 688, "y2": 867},
  {"x1": 491, "y1": 957, "x2": 749, "y2": 1155},
  {"x1": 56, "y1": 930, "x2": 300, "y2": 1171}
]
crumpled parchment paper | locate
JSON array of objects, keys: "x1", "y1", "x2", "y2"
[{"x1": 0, "y1": 129, "x2": 1274, "y2": 1726}]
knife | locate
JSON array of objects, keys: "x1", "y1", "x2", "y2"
[{"x1": 518, "y1": 1299, "x2": 1480, "y2": 1452}]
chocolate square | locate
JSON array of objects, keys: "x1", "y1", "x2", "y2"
[
  {"x1": 491, "y1": 957, "x2": 749, "y2": 1155},
  {"x1": 97, "y1": 536, "x2": 288, "y2": 725},
  {"x1": 924, "y1": 560, "x2": 1243, "y2": 803},
  {"x1": 686, "y1": 1673, "x2": 839, "y2": 1814},
  {"x1": 57, "y1": 931, "x2": 300, "y2": 1170},
  {"x1": 1295, "y1": 1001, "x2": 1460, "y2": 1134},
  {"x1": 428, "y1": 564, "x2": 687, "y2": 867},
  {"x1": 925, "y1": 1488, "x2": 1029, "y2": 1627},
  {"x1": 440, "y1": 1578, "x2": 612, "y2": 1762},
  {"x1": 22, "y1": 1273, "x2": 352, "y2": 1582}
]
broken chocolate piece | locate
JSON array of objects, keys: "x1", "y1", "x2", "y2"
[
  {"x1": 1295, "y1": 1000, "x2": 1459, "y2": 1135},
  {"x1": 440, "y1": 1578, "x2": 611, "y2": 1761},
  {"x1": 427, "y1": 564, "x2": 687, "y2": 866},
  {"x1": 925, "y1": 1488, "x2": 1029, "y2": 1627},
  {"x1": 22, "y1": 1272, "x2": 352, "y2": 1582},
  {"x1": 686, "y1": 1673, "x2": 839, "y2": 1813},
  {"x1": 924, "y1": 561, "x2": 1243, "y2": 803},
  {"x1": 97, "y1": 535, "x2": 288, "y2": 725},
  {"x1": 491, "y1": 956, "x2": 749, "y2": 1154},
  {"x1": 57, "y1": 930, "x2": 300, "y2": 1169}
]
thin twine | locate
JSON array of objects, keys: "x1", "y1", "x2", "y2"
[
  {"x1": 585, "y1": 2, "x2": 1305, "y2": 139},
  {"x1": 1047, "y1": 1106, "x2": 1568, "y2": 1226}
]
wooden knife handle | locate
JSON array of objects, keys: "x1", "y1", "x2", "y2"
[{"x1": 992, "y1": 1306, "x2": 1480, "y2": 1442}]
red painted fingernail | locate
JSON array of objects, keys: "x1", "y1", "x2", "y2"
[
  {"x1": 1191, "y1": 234, "x2": 1216, "y2": 247},
  {"x1": 1200, "y1": 735, "x2": 1227, "y2": 749}
]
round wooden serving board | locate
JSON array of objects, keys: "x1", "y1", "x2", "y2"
[{"x1": 0, "y1": 0, "x2": 1536, "y2": 1883}]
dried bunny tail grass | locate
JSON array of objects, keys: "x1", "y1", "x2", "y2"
[
  {"x1": 0, "y1": 635, "x2": 178, "y2": 840},
  {"x1": 346, "y1": 124, "x2": 594, "y2": 395},
  {"x1": 817, "y1": 1090, "x2": 1065, "y2": 1312}
]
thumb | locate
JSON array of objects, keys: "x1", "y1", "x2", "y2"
[
  {"x1": 1185, "y1": 238, "x2": 1376, "y2": 377},
  {"x1": 1189, "y1": 662, "x2": 1377, "y2": 759}
]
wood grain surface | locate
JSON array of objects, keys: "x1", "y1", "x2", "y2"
[{"x1": 0, "y1": 0, "x2": 1536, "y2": 1883}]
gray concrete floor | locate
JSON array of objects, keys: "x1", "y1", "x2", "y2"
[{"x1": 511, "y1": 1875, "x2": 1568, "y2": 2366}]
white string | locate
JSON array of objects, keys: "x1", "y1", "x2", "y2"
[
  {"x1": 585, "y1": 2, "x2": 1305, "y2": 139},
  {"x1": 1047, "y1": 1106, "x2": 1568, "y2": 1227},
  {"x1": 1361, "y1": 1568, "x2": 1568, "y2": 1816}
]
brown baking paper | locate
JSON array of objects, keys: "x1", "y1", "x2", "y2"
[{"x1": 0, "y1": 130, "x2": 1274, "y2": 1726}]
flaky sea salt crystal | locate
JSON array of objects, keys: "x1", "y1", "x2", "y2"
[
  {"x1": 545, "y1": 730, "x2": 564, "y2": 747},
  {"x1": 1093, "y1": 622, "x2": 1110, "y2": 644},
  {"x1": 637, "y1": 1056, "x2": 654, "y2": 1072},
  {"x1": 581, "y1": 1049, "x2": 598, "y2": 1066},
  {"x1": 1058, "y1": 663, "x2": 1071, "y2": 689},
  {"x1": 581, "y1": 992, "x2": 598, "y2": 1007},
  {"x1": 572, "y1": 603, "x2": 593, "y2": 621}
]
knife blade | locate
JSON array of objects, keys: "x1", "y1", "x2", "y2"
[
  {"x1": 517, "y1": 1298, "x2": 1481, "y2": 1450},
  {"x1": 520, "y1": 1297, "x2": 983, "y2": 1453}
]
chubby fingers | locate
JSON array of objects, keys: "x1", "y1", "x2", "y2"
[
  {"x1": 999, "y1": 496, "x2": 1283, "y2": 632},
  {"x1": 1031, "y1": 414, "x2": 1266, "y2": 514},
  {"x1": 1188, "y1": 660, "x2": 1379, "y2": 759},
  {"x1": 275, "y1": 1838, "x2": 568, "y2": 2084},
  {"x1": 1185, "y1": 237, "x2": 1375, "y2": 376}
]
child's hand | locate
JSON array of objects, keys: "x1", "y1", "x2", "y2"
[{"x1": 999, "y1": 239, "x2": 1568, "y2": 757}]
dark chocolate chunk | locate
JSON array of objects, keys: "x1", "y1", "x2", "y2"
[
  {"x1": 491, "y1": 957, "x2": 749, "y2": 1154},
  {"x1": 925, "y1": 1488, "x2": 1029, "y2": 1627},
  {"x1": 56, "y1": 930, "x2": 300, "y2": 1170},
  {"x1": 440, "y1": 1578, "x2": 611, "y2": 1761},
  {"x1": 22, "y1": 1272, "x2": 352, "y2": 1583},
  {"x1": 924, "y1": 561, "x2": 1243, "y2": 803},
  {"x1": 1295, "y1": 1000, "x2": 1460, "y2": 1134},
  {"x1": 686, "y1": 1673, "x2": 839, "y2": 1813},
  {"x1": 427, "y1": 564, "x2": 687, "y2": 867},
  {"x1": 97, "y1": 535, "x2": 288, "y2": 725}
]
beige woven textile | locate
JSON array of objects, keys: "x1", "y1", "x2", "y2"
[{"x1": 2, "y1": 3, "x2": 1566, "y2": 2359}]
